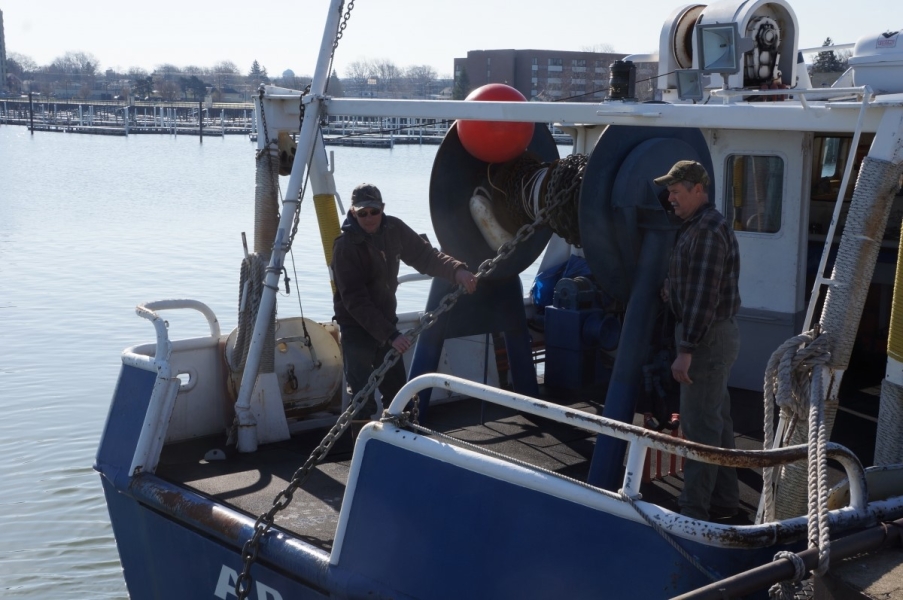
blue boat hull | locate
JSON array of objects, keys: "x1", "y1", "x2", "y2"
[{"x1": 96, "y1": 362, "x2": 794, "y2": 599}]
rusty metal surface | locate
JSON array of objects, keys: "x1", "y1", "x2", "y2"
[
  {"x1": 129, "y1": 474, "x2": 250, "y2": 543},
  {"x1": 149, "y1": 387, "x2": 901, "y2": 557}
]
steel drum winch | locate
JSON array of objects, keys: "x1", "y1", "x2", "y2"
[
  {"x1": 225, "y1": 317, "x2": 343, "y2": 417},
  {"x1": 429, "y1": 122, "x2": 560, "y2": 279},
  {"x1": 428, "y1": 119, "x2": 715, "y2": 491}
]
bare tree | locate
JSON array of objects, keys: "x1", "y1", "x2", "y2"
[
  {"x1": 405, "y1": 64, "x2": 437, "y2": 98},
  {"x1": 8, "y1": 52, "x2": 38, "y2": 76},
  {"x1": 211, "y1": 60, "x2": 240, "y2": 90},
  {"x1": 154, "y1": 64, "x2": 183, "y2": 83},
  {"x1": 158, "y1": 80, "x2": 180, "y2": 101},
  {"x1": 344, "y1": 59, "x2": 374, "y2": 96},
  {"x1": 127, "y1": 67, "x2": 149, "y2": 80},
  {"x1": 50, "y1": 51, "x2": 100, "y2": 98},
  {"x1": 6, "y1": 54, "x2": 36, "y2": 93},
  {"x1": 51, "y1": 51, "x2": 100, "y2": 75},
  {"x1": 581, "y1": 43, "x2": 616, "y2": 53},
  {"x1": 181, "y1": 65, "x2": 206, "y2": 77},
  {"x1": 373, "y1": 59, "x2": 402, "y2": 96}
]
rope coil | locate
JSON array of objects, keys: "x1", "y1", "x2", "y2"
[{"x1": 762, "y1": 329, "x2": 832, "y2": 596}]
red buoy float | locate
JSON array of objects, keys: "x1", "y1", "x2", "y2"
[{"x1": 457, "y1": 84, "x2": 534, "y2": 164}]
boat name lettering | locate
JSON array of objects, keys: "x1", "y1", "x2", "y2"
[{"x1": 214, "y1": 565, "x2": 284, "y2": 600}]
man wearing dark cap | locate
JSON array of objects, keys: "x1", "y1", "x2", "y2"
[
  {"x1": 331, "y1": 183, "x2": 478, "y2": 419},
  {"x1": 655, "y1": 160, "x2": 742, "y2": 521}
]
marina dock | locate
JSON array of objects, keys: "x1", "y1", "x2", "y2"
[
  {"x1": 2, "y1": 98, "x2": 572, "y2": 146},
  {"x1": 0, "y1": 97, "x2": 255, "y2": 137}
]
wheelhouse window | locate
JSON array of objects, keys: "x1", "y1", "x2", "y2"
[
  {"x1": 724, "y1": 155, "x2": 784, "y2": 234},
  {"x1": 811, "y1": 136, "x2": 860, "y2": 201}
]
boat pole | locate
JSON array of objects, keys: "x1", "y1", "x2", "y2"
[{"x1": 232, "y1": 0, "x2": 345, "y2": 452}]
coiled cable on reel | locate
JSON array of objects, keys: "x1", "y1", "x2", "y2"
[{"x1": 487, "y1": 152, "x2": 588, "y2": 247}]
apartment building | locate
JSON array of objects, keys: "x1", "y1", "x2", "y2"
[{"x1": 453, "y1": 49, "x2": 659, "y2": 102}]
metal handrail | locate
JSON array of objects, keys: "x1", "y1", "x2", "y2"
[{"x1": 387, "y1": 374, "x2": 867, "y2": 505}]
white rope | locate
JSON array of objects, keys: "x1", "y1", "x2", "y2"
[
  {"x1": 519, "y1": 167, "x2": 547, "y2": 221},
  {"x1": 768, "y1": 551, "x2": 811, "y2": 599},
  {"x1": 762, "y1": 330, "x2": 832, "y2": 595},
  {"x1": 762, "y1": 330, "x2": 831, "y2": 520}
]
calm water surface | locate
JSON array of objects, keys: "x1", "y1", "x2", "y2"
[{"x1": 0, "y1": 125, "x2": 542, "y2": 597}]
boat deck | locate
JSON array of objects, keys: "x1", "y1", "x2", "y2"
[
  {"x1": 156, "y1": 382, "x2": 811, "y2": 552},
  {"x1": 156, "y1": 352, "x2": 883, "y2": 553}
]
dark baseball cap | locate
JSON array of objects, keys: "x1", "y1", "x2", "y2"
[
  {"x1": 351, "y1": 183, "x2": 384, "y2": 211},
  {"x1": 653, "y1": 160, "x2": 710, "y2": 187}
]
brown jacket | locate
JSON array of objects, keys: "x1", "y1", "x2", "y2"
[{"x1": 331, "y1": 213, "x2": 464, "y2": 343}]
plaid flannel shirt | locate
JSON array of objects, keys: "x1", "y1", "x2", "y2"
[{"x1": 668, "y1": 203, "x2": 741, "y2": 353}]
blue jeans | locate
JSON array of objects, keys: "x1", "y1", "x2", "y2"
[
  {"x1": 340, "y1": 325, "x2": 407, "y2": 419},
  {"x1": 676, "y1": 318, "x2": 740, "y2": 520}
]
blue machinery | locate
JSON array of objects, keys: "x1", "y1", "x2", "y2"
[
  {"x1": 411, "y1": 123, "x2": 713, "y2": 491},
  {"x1": 543, "y1": 275, "x2": 620, "y2": 390}
]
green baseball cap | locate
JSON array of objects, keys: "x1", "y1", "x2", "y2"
[
  {"x1": 653, "y1": 160, "x2": 710, "y2": 187},
  {"x1": 351, "y1": 183, "x2": 384, "y2": 211}
]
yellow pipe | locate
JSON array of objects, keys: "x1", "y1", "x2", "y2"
[
  {"x1": 314, "y1": 194, "x2": 342, "y2": 294},
  {"x1": 889, "y1": 217, "x2": 903, "y2": 363}
]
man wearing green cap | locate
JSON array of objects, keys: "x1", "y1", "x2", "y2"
[
  {"x1": 655, "y1": 160, "x2": 742, "y2": 521},
  {"x1": 331, "y1": 183, "x2": 478, "y2": 420}
]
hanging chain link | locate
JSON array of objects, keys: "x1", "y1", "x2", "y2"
[
  {"x1": 331, "y1": 0, "x2": 355, "y2": 58},
  {"x1": 255, "y1": 87, "x2": 274, "y2": 157},
  {"x1": 234, "y1": 170, "x2": 569, "y2": 599},
  {"x1": 545, "y1": 154, "x2": 587, "y2": 247},
  {"x1": 285, "y1": 85, "x2": 312, "y2": 250}
]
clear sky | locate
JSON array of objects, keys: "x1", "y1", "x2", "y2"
[{"x1": 2, "y1": 0, "x2": 899, "y2": 78}]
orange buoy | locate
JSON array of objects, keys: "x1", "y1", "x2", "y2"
[{"x1": 457, "y1": 84, "x2": 534, "y2": 163}]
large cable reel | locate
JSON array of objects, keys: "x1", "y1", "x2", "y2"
[
  {"x1": 429, "y1": 122, "x2": 560, "y2": 278},
  {"x1": 579, "y1": 125, "x2": 714, "y2": 305}
]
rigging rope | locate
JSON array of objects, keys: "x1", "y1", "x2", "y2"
[{"x1": 761, "y1": 329, "x2": 831, "y2": 596}]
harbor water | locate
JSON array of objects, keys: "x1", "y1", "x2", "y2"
[{"x1": 0, "y1": 125, "x2": 545, "y2": 598}]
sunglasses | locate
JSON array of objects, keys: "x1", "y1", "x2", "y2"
[{"x1": 355, "y1": 208, "x2": 382, "y2": 218}]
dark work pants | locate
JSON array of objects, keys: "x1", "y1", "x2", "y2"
[
  {"x1": 676, "y1": 317, "x2": 741, "y2": 520},
  {"x1": 340, "y1": 324, "x2": 407, "y2": 419}
]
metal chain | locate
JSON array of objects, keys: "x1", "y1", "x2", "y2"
[
  {"x1": 545, "y1": 154, "x2": 587, "y2": 247},
  {"x1": 331, "y1": 0, "x2": 355, "y2": 58},
  {"x1": 286, "y1": 85, "x2": 311, "y2": 250},
  {"x1": 234, "y1": 175, "x2": 569, "y2": 600},
  {"x1": 255, "y1": 87, "x2": 275, "y2": 158}
]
